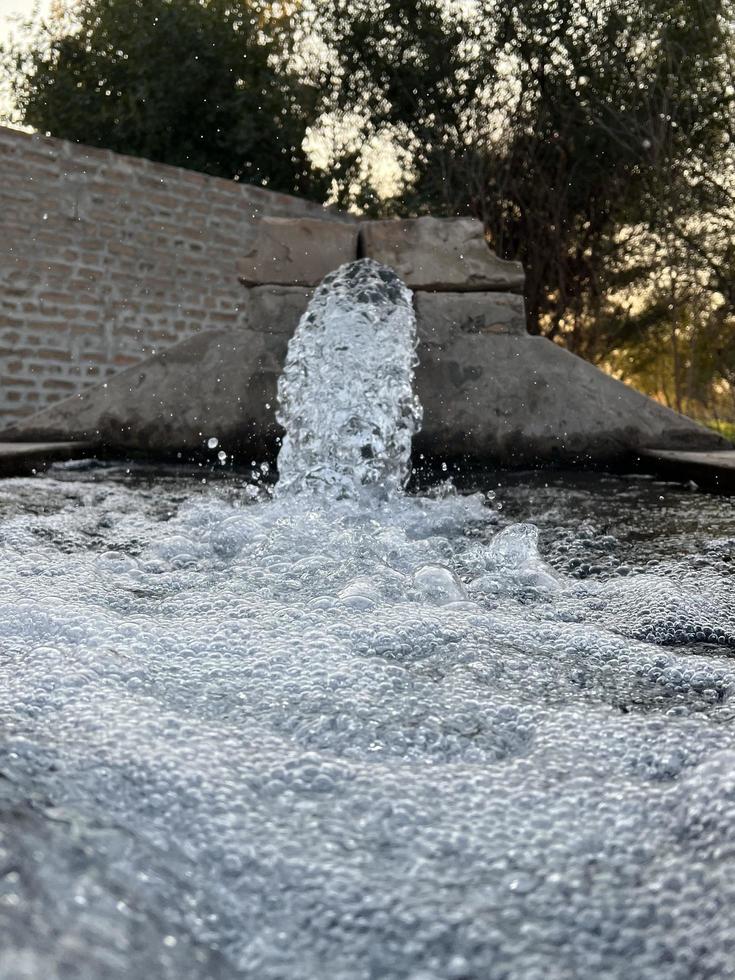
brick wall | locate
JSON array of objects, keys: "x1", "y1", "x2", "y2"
[{"x1": 0, "y1": 126, "x2": 342, "y2": 422}]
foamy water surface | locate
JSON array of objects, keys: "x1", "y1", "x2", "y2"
[
  {"x1": 1, "y1": 463, "x2": 734, "y2": 980},
  {"x1": 2, "y1": 260, "x2": 735, "y2": 978}
]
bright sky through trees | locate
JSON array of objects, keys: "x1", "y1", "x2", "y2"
[
  {"x1": 0, "y1": 0, "x2": 47, "y2": 32},
  {"x1": 0, "y1": 0, "x2": 50, "y2": 115}
]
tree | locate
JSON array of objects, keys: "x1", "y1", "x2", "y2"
[
  {"x1": 309, "y1": 0, "x2": 735, "y2": 398},
  {"x1": 3, "y1": 0, "x2": 326, "y2": 197}
]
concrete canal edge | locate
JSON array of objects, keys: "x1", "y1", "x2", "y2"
[
  {"x1": 637, "y1": 449, "x2": 735, "y2": 493},
  {"x1": 0, "y1": 441, "x2": 96, "y2": 477}
]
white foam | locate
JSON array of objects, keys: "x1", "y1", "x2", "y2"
[
  {"x1": 1, "y1": 260, "x2": 734, "y2": 977},
  {"x1": 1, "y1": 475, "x2": 734, "y2": 978}
]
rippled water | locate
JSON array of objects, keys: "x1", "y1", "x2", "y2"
[
  {"x1": 0, "y1": 463, "x2": 734, "y2": 980},
  {"x1": 1, "y1": 262, "x2": 735, "y2": 979}
]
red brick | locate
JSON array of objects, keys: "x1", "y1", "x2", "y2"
[{"x1": 0, "y1": 122, "x2": 331, "y2": 421}]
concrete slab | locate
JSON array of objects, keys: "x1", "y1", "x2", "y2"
[
  {"x1": 411, "y1": 332, "x2": 730, "y2": 463},
  {"x1": 244, "y1": 285, "x2": 313, "y2": 334},
  {"x1": 0, "y1": 329, "x2": 290, "y2": 457},
  {"x1": 359, "y1": 218, "x2": 525, "y2": 292},
  {"x1": 2, "y1": 328, "x2": 728, "y2": 465},
  {"x1": 639, "y1": 448, "x2": 735, "y2": 492},
  {"x1": 415, "y1": 292, "x2": 527, "y2": 344},
  {"x1": 242, "y1": 287, "x2": 529, "y2": 345},
  {"x1": 0, "y1": 441, "x2": 95, "y2": 476},
  {"x1": 238, "y1": 218, "x2": 358, "y2": 287}
]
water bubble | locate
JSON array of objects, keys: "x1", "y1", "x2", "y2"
[
  {"x1": 276, "y1": 259, "x2": 422, "y2": 496},
  {"x1": 1, "y1": 259, "x2": 734, "y2": 979},
  {"x1": 413, "y1": 564, "x2": 466, "y2": 604}
]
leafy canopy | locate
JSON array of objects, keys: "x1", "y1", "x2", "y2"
[
  {"x1": 306, "y1": 0, "x2": 735, "y2": 420},
  {"x1": 4, "y1": 0, "x2": 324, "y2": 196}
]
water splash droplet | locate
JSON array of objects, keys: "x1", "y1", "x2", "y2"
[{"x1": 276, "y1": 259, "x2": 422, "y2": 497}]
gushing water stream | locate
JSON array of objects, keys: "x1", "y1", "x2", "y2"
[
  {"x1": 276, "y1": 260, "x2": 421, "y2": 497},
  {"x1": 1, "y1": 262, "x2": 735, "y2": 979}
]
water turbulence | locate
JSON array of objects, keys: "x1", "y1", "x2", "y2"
[
  {"x1": 1, "y1": 262, "x2": 735, "y2": 979},
  {"x1": 276, "y1": 259, "x2": 422, "y2": 496}
]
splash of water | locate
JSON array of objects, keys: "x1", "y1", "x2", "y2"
[
  {"x1": 1, "y1": 258, "x2": 735, "y2": 979},
  {"x1": 276, "y1": 259, "x2": 422, "y2": 496}
]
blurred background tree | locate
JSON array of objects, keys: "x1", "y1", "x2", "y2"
[
  {"x1": 306, "y1": 0, "x2": 735, "y2": 427},
  {"x1": 2, "y1": 0, "x2": 734, "y2": 428},
  {"x1": 1, "y1": 0, "x2": 326, "y2": 196}
]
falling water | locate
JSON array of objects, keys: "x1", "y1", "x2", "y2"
[{"x1": 276, "y1": 259, "x2": 422, "y2": 496}]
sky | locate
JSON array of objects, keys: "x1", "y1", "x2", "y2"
[
  {"x1": 0, "y1": 0, "x2": 48, "y2": 34},
  {"x1": 1, "y1": 0, "x2": 53, "y2": 121},
  {"x1": 0, "y1": 0, "x2": 34, "y2": 121}
]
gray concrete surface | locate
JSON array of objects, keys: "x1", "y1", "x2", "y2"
[
  {"x1": 415, "y1": 292, "x2": 527, "y2": 343},
  {"x1": 0, "y1": 441, "x2": 95, "y2": 476},
  {"x1": 412, "y1": 333, "x2": 729, "y2": 463},
  {"x1": 238, "y1": 218, "x2": 359, "y2": 286},
  {"x1": 243, "y1": 285, "x2": 313, "y2": 333},
  {"x1": 359, "y1": 218, "x2": 525, "y2": 292},
  {"x1": 244, "y1": 288, "x2": 527, "y2": 343},
  {"x1": 639, "y1": 448, "x2": 735, "y2": 492},
  {"x1": 1, "y1": 329, "x2": 289, "y2": 457},
  {"x1": 2, "y1": 326, "x2": 727, "y2": 464}
]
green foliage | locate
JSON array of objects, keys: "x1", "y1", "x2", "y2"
[
  {"x1": 316, "y1": 1, "x2": 730, "y2": 312},
  {"x1": 706, "y1": 420, "x2": 735, "y2": 440},
  {"x1": 3, "y1": 0, "x2": 734, "y2": 420},
  {"x1": 311, "y1": 0, "x2": 735, "y2": 418},
  {"x1": 3, "y1": 0, "x2": 326, "y2": 196}
]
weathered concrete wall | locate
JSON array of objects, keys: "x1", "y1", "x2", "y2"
[
  {"x1": 413, "y1": 332, "x2": 729, "y2": 462},
  {"x1": 4, "y1": 283, "x2": 728, "y2": 463},
  {"x1": 3, "y1": 207, "x2": 728, "y2": 465},
  {"x1": 0, "y1": 126, "x2": 350, "y2": 422},
  {"x1": 359, "y1": 218, "x2": 525, "y2": 292}
]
